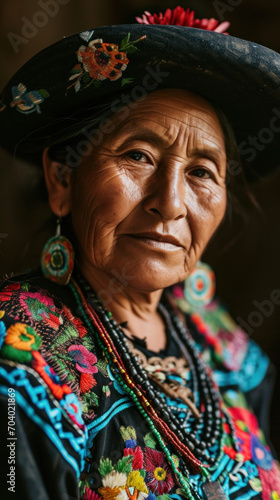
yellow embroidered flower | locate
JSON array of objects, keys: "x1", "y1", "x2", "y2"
[
  {"x1": 1, "y1": 323, "x2": 42, "y2": 363},
  {"x1": 5, "y1": 323, "x2": 38, "y2": 351},
  {"x1": 0, "y1": 311, "x2": 5, "y2": 319},
  {"x1": 127, "y1": 470, "x2": 148, "y2": 494},
  {"x1": 153, "y1": 467, "x2": 166, "y2": 481},
  {"x1": 271, "y1": 492, "x2": 280, "y2": 500}
]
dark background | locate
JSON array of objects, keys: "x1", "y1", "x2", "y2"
[{"x1": 1, "y1": 0, "x2": 280, "y2": 451}]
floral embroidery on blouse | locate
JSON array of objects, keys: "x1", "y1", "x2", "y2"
[
  {"x1": 0, "y1": 320, "x2": 41, "y2": 363},
  {"x1": 0, "y1": 281, "x2": 111, "y2": 422},
  {"x1": 67, "y1": 33, "x2": 146, "y2": 93},
  {"x1": 80, "y1": 425, "x2": 178, "y2": 500}
]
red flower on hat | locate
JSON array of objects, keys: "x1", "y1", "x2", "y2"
[{"x1": 136, "y1": 6, "x2": 230, "y2": 34}]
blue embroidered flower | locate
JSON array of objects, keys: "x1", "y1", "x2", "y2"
[{"x1": 251, "y1": 434, "x2": 273, "y2": 471}]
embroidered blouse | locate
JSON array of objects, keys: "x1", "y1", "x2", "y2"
[{"x1": 0, "y1": 269, "x2": 279, "y2": 500}]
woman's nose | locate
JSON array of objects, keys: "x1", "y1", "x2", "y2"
[{"x1": 143, "y1": 165, "x2": 188, "y2": 221}]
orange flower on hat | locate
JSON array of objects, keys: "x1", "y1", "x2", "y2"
[
  {"x1": 77, "y1": 39, "x2": 129, "y2": 82},
  {"x1": 67, "y1": 33, "x2": 146, "y2": 93}
]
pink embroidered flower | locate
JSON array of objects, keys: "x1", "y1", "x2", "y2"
[
  {"x1": 136, "y1": 6, "x2": 230, "y2": 34},
  {"x1": 68, "y1": 344, "x2": 98, "y2": 374},
  {"x1": 81, "y1": 489, "x2": 102, "y2": 500},
  {"x1": 144, "y1": 447, "x2": 175, "y2": 495},
  {"x1": 257, "y1": 462, "x2": 280, "y2": 500}
]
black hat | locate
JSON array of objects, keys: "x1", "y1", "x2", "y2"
[{"x1": 1, "y1": 8, "x2": 280, "y2": 177}]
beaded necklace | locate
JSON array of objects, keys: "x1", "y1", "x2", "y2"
[{"x1": 69, "y1": 275, "x2": 238, "y2": 500}]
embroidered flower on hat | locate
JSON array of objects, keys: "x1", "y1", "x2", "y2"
[
  {"x1": 10, "y1": 83, "x2": 50, "y2": 114},
  {"x1": 67, "y1": 33, "x2": 146, "y2": 93},
  {"x1": 136, "y1": 5, "x2": 230, "y2": 34}
]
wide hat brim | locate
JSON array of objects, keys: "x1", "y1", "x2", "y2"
[{"x1": 1, "y1": 24, "x2": 280, "y2": 178}]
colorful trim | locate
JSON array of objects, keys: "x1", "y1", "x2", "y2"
[{"x1": 0, "y1": 363, "x2": 87, "y2": 475}]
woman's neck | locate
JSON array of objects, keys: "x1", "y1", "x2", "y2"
[{"x1": 79, "y1": 263, "x2": 167, "y2": 352}]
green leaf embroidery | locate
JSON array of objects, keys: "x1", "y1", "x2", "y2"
[
  {"x1": 96, "y1": 359, "x2": 109, "y2": 377},
  {"x1": 82, "y1": 72, "x2": 90, "y2": 83},
  {"x1": 119, "y1": 33, "x2": 146, "y2": 53},
  {"x1": 83, "y1": 390, "x2": 99, "y2": 407},
  {"x1": 119, "y1": 33, "x2": 131, "y2": 51},
  {"x1": 52, "y1": 327, "x2": 79, "y2": 346},
  {"x1": 116, "y1": 456, "x2": 133, "y2": 474},
  {"x1": 126, "y1": 46, "x2": 137, "y2": 54},
  {"x1": 144, "y1": 432, "x2": 157, "y2": 449},
  {"x1": 98, "y1": 457, "x2": 114, "y2": 477},
  {"x1": 82, "y1": 336, "x2": 95, "y2": 350},
  {"x1": 121, "y1": 78, "x2": 134, "y2": 87}
]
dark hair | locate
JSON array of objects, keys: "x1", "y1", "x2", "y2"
[{"x1": 208, "y1": 102, "x2": 260, "y2": 250}]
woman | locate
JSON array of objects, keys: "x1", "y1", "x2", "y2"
[{"x1": 0, "y1": 6, "x2": 280, "y2": 500}]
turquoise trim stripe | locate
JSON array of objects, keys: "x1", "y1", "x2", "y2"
[
  {"x1": 229, "y1": 486, "x2": 259, "y2": 499},
  {"x1": 0, "y1": 364, "x2": 86, "y2": 474},
  {"x1": 239, "y1": 340, "x2": 270, "y2": 392},
  {"x1": 0, "y1": 386, "x2": 81, "y2": 478},
  {"x1": 211, "y1": 455, "x2": 232, "y2": 482},
  {"x1": 88, "y1": 397, "x2": 134, "y2": 438}
]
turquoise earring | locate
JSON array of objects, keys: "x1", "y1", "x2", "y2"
[{"x1": 184, "y1": 261, "x2": 215, "y2": 307}]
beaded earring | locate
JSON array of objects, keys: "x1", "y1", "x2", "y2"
[
  {"x1": 184, "y1": 261, "x2": 215, "y2": 307},
  {"x1": 41, "y1": 214, "x2": 74, "y2": 285}
]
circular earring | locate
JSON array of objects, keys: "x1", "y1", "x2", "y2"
[
  {"x1": 184, "y1": 261, "x2": 215, "y2": 307},
  {"x1": 41, "y1": 215, "x2": 74, "y2": 285}
]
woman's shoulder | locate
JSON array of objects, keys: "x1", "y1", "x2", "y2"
[
  {"x1": 0, "y1": 271, "x2": 88, "y2": 492},
  {"x1": 0, "y1": 269, "x2": 115, "y2": 425},
  {"x1": 171, "y1": 285, "x2": 271, "y2": 392},
  {"x1": 0, "y1": 269, "x2": 87, "y2": 420}
]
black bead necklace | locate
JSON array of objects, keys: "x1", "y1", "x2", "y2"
[{"x1": 71, "y1": 273, "x2": 239, "y2": 499}]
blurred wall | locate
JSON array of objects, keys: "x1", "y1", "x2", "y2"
[{"x1": 1, "y1": 0, "x2": 280, "y2": 450}]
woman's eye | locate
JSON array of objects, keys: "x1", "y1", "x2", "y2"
[
  {"x1": 126, "y1": 151, "x2": 148, "y2": 162},
  {"x1": 190, "y1": 168, "x2": 212, "y2": 179}
]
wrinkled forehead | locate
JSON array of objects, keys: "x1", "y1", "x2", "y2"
[{"x1": 106, "y1": 88, "x2": 225, "y2": 145}]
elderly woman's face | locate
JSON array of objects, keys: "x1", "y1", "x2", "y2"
[{"x1": 67, "y1": 89, "x2": 227, "y2": 291}]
